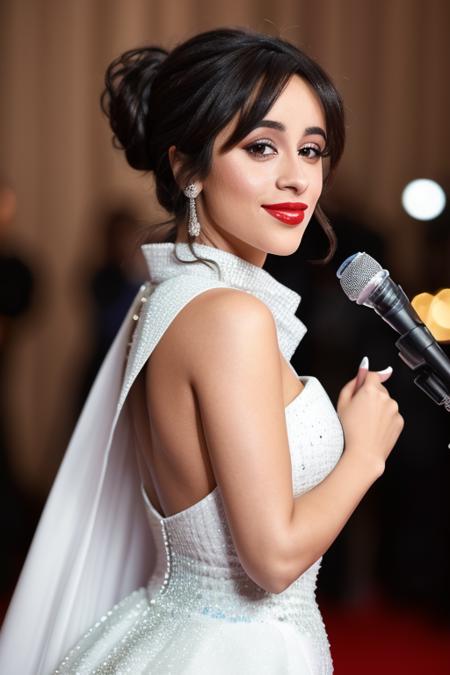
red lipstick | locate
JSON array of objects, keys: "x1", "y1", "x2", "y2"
[{"x1": 262, "y1": 202, "x2": 308, "y2": 226}]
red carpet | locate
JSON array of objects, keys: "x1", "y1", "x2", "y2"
[{"x1": 322, "y1": 594, "x2": 450, "y2": 675}]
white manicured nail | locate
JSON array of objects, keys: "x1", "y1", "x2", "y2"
[
  {"x1": 376, "y1": 366, "x2": 393, "y2": 375},
  {"x1": 358, "y1": 356, "x2": 369, "y2": 370}
]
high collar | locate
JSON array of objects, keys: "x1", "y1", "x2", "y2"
[{"x1": 141, "y1": 242, "x2": 307, "y2": 360}]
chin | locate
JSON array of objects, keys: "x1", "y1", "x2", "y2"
[{"x1": 265, "y1": 232, "x2": 305, "y2": 257}]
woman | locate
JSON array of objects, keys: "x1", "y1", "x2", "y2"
[{"x1": 0, "y1": 28, "x2": 403, "y2": 674}]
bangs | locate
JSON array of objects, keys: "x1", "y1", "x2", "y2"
[{"x1": 219, "y1": 54, "x2": 295, "y2": 152}]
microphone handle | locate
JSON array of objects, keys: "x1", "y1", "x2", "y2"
[{"x1": 364, "y1": 277, "x2": 422, "y2": 334}]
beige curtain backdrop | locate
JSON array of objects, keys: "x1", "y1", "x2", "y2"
[{"x1": 0, "y1": 0, "x2": 449, "y2": 494}]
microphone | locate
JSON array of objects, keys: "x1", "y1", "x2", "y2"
[{"x1": 337, "y1": 252, "x2": 450, "y2": 412}]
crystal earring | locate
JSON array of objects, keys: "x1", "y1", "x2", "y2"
[{"x1": 183, "y1": 183, "x2": 201, "y2": 237}]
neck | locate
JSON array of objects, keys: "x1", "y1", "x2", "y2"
[{"x1": 174, "y1": 231, "x2": 267, "y2": 268}]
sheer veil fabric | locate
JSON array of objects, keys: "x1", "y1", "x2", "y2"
[
  {"x1": 0, "y1": 243, "x2": 308, "y2": 674},
  {"x1": 0, "y1": 287, "x2": 155, "y2": 674}
]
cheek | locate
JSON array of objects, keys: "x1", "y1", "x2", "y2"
[{"x1": 207, "y1": 157, "x2": 268, "y2": 205}]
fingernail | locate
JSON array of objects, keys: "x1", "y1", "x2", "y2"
[
  {"x1": 376, "y1": 366, "x2": 393, "y2": 375},
  {"x1": 358, "y1": 356, "x2": 369, "y2": 370}
]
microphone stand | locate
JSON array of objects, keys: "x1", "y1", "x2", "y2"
[{"x1": 395, "y1": 328, "x2": 450, "y2": 413}]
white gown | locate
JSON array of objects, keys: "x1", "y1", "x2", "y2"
[{"x1": 0, "y1": 242, "x2": 344, "y2": 674}]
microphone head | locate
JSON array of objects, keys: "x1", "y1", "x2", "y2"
[{"x1": 337, "y1": 252, "x2": 383, "y2": 301}]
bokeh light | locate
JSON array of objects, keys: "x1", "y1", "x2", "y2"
[
  {"x1": 412, "y1": 289, "x2": 450, "y2": 342},
  {"x1": 401, "y1": 179, "x2": 446, "y2": 220}
]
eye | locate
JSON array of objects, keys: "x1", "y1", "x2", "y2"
[
  {"x1": 299, "y1": 143, "x2": 324, "y2": 160},
  {"x1": 244, "y1": 139, "x2": 277, "y2": 158}
]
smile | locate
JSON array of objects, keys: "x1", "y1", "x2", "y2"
[{"x1": 261, "y1": 202, "x2": 308, "y2": 226}]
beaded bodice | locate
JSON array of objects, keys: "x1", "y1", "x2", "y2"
[{"x1": 132, "y1": 243, "x2": 344, "y2": 670}]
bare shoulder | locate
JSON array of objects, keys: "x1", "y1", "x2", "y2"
[
  {"x1": 176, "y1": 286, "x2": 274, "y2": 325},
  {"x1": 172, "y1": 286, "x2": 278, "y2": 369},
  {"x1": 149, "y1": 286, "x2": 276, "y2": 376}
]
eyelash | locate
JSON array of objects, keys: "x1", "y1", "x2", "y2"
[{"x1": 244, "y1": 138, "x2": 327, "y2": 160}]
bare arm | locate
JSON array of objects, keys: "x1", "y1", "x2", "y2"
[
  {"x1": 179, "y1": 288, "x2": 403, "y2": 594},
  {"x1": 277, "y1": 369, "x2": 403, "y2": 591}
]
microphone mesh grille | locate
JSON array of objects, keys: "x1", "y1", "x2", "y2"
[{"x1": 339, "y1": 253, "x2": 383, "y2": 301}]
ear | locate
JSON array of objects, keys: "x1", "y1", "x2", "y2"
[
  {"x1": 168, "y1": 145, "x2": 202, "y2": 192},
  {"x1": 168, "y1": 145, "x2": 181, "y2": 184}
]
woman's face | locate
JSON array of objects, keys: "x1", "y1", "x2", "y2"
[{"x1": 175, "y1": 75, "x2": 327, "y2": 266}]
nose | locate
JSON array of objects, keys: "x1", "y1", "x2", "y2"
[{"x1": 276, "y1": 153, "x2": 308, "y2": 195}]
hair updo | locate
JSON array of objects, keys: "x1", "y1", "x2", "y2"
[{"x1": 101, "y1": 27, "x2": 345, "y2": 263}]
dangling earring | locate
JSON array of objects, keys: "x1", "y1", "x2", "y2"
[{"x1": 183, "y1": 183, "x2": 201, "y2": 237}]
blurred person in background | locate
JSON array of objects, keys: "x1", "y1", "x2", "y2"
[
  {"x1": 77, "y1": 205, "x2": 145, "y2": 408},
  {"x1": 0, "y1": 28, "x2": 404, "y2": 674},
  {"x1": 0, "y1": 180, "x2": 34, "y2": 343},
  {"x1": 0, "y1": 179, "x2": 36, "y2": 602}
]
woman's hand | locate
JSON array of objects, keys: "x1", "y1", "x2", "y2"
[{"x1": 337, "y1": 356, "x2": 404, "y2": 474}]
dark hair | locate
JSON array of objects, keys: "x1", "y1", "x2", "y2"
[{"x1": 101, "y1": 27, "x2": 345, "y2": 268}]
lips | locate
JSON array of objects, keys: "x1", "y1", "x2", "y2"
[{"x1": 261, "y1": 202, "x2": 308, "y2": 226}]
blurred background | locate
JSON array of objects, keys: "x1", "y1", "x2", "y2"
[{"x1": 1, "y1": 1, "x2": 449, "y2": 673}]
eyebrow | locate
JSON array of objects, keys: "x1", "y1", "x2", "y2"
[{"x1": 251, "y1": 119, "x2": 327, "y2": 141}]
